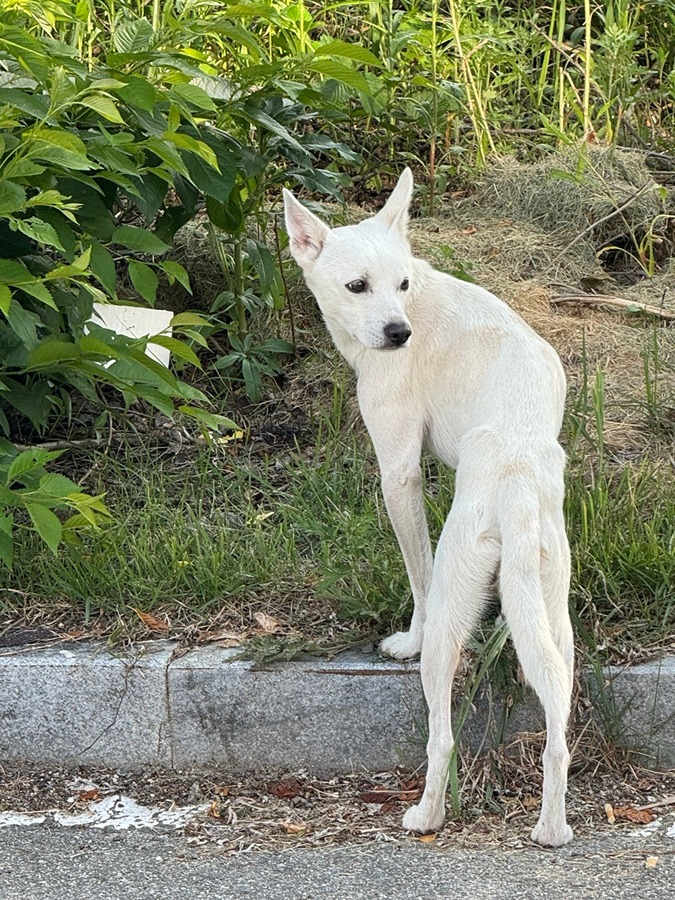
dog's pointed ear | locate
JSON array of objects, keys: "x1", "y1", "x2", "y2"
[
  {"x1": 375, "y1": 168, "x2": 414, "y2": 233},
  {"x1": 283, "y1": 189, "x2": 330, "y2": 267}
]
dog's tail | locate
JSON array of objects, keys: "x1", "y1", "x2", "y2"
[{"x1": 497, "y1": 471, "x2": 569, "y2": 718}]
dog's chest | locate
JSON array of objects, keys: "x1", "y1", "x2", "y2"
[{"x1": 423, "y1": 419, "x2": 460, "y2": 469}]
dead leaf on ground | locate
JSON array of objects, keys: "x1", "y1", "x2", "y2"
[
  {"x1": 359, "y1": 788, "x2": 421, "y2": 804},
  {"x1": 77, "y1": 788, "x2": 101, "y2": 802},
  {"x1": 461, "y1": 225, "x2": 477, "y2": 235},
  {"x1": 613, "y1": 806, "x2": 655, "y2": 824},
  {"x1": 198, "y1": 629, "x2": 244, "y2": 647},
  {"x1": 133, "y1": 609, "x2": 170, "y2": 633},
  {"x1": 66, "y1": 629, "x2": 86, "y2": 639},
  {"x1": 269, "y1": 779, "x2": 304, "y2": 799},
  {"x1": 646, "y1": 856, "x2": 658, "y2": 868},
  {"x1": 416, "y1": 833, "x2": 437, "y2": 843},
  {"x1": 398, "y1": 774, "x2": 425, "y2": 792},
  {"x1": 282, "y1": 821, "x2": 308, "y2": 835},
  {"x1": 253, "y1": 612, "x2": 280, "y2": 633}
]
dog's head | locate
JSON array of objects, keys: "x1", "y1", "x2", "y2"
[{"x1": 283, "y1": 169, "x2": 415, "y2": 352}]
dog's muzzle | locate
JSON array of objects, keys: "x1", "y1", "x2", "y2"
[{"x1": 383, "y1": 321, "x2": 412, "y2": 348}]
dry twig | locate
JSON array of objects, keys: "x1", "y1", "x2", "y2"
[{"x1": 551, "y1": 292, "x2": 675, "y2": 322}]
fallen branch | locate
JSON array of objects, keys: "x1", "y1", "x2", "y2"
[
  {"x1": 551, "y1": 292, "x2": 675, "y2": 323},
  {"x1": 13, "y1": 438, "x2": 102, "y2": 453}
]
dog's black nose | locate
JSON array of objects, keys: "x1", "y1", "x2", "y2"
[{"x1": 384, "y1": 322, "x2": 412, "y2": 347}]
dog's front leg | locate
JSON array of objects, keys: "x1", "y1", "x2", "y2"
[
  {"x1": 377, "y1": 458, "x2": 433, "y2": 659},
  {"x1": 358, "y1": 382, "x2": 432, "y2": 659}
]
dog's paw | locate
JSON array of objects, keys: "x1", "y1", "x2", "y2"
[
  {"x1": 379, "y1": 630, "x2": 422, "y2": 660},
  {"x1": 402, "y1": 803, "x2": 445, "y2": 834},
  {"x1": 531, "y1": 819, "x2": 574, "y2": 847}
]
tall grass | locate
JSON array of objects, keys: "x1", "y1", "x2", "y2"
[
  {"x1": 1, "y1": 351, "x2": 672, "y2": 656},
  {"x1": 17, "y1": 1, "x2": 675, "y2": 182}
]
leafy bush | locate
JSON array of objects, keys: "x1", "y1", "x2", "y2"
[
  {"x1": 0, "y1": 6, "x2": 244, "y2": 434},
  {"x1": 0, "y1": 2, "x2": 380, "y2": 420},
  {"x1": 0, "y1": 439, "x2": 110, "y2": 567}
]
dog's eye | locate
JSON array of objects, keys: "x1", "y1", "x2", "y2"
[
  {"x1": 400, "y1": 278, "x2": 409, "y2": 291},
  {"x1": 346, "y1": 279, "x2": 367, "y2": 294}
]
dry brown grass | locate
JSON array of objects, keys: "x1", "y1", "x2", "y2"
[{"x1": 409, "y1": 152, "x2": 675, "y2": 456}]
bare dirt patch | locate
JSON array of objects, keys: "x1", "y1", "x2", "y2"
[{"x1": 1, "y1": 755, "x2": 673, "y2": 854}]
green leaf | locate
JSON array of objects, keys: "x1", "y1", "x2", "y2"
[
  {"x1": 149, "y1": 335, "x2": 201, "y2": 368},
  {"x1": 50, "y1": 66, "x2": 77, "y2": 109},
  {"x1": 25, "y1": 503, "x2": 62, "y2": 555},
  {"x1": 113, "y1": 18, "x2": 155, "y2": 54},
  {"x1": 146, "y1": 138, "x2": 190, "y2": 176},
  {"x1": 113, "y1": 225, "x2": 171, "y2": 255},
  {"x1": 0, "y1": 87, "x2": 50, "y2": 119},
  {"x1": 27, "y1": 339, "x2": 82, "y2": 369},
  {"x1": 117, "y1": 77, "x2": 160, "y2": 111},
  {"x1": 0, "y1": 285, "x2": 11, "y2": 316},
  {"x1": 2, "y1": 158, "x2": 46, "y2": 179},
  {"x1": 19, "y1": 280, "x2": 57, "y2": 309},
  {"x1": 0, "y1": 515, "x2": 12, "y2": 568},
  {"x1": 170, "y1": 312, "x2": 210, "y2": 327},
  {"x1": 13, "y1": 217, "x2": 65, "y2": 252},
  {"x1": 133, "y1": 384, "x2": 175, "y2": 416},
  {"x1": 89, "y1": 241, "x2": 117, "y2": 294},
  {"x1": 313, "y1": 40, "x2": 382, "y2": 67},
  {"x1": 7, "y1": 448, "x2": 62, "y2": 485},
  {"x1": 0, "y1": 181, "x2": 27, "y2": 216},
  {"x1": 163, "y1": 132, "x2": 219, "y2": 169},
  {"x1": 128, "y1": 260, "x2": 159, "y2": 305},
  {"x1": 38, "y1": 473, "x2": 80, "y2": 497},
  {"x1": 178, "y1": 405, "x2": 238, "y2": 431},
  {"x1": 5, "y1": 301, "x2": 40, "y2": 349},
  {"x1": 306, "y1": 59, "x2": 370, "y2": 93},
  {"x1": 183, "y1": 153, "x2": 231, "y2": 201},
  {"x1": 181, "y1": 327, "x2": 208, "y2": 348},
  {"x1": 78, "y1": 333, "x2": 123, "y2": 360},
  {"x1": 0, "y1": 259, "x2": 34, "y2": 284},
  {"x1": 79, "y1": 94, "x2": 125, "y2": 123},
  {"x1": 241, "y1": 105, "x2": 305, "y2": 152},
  {"x1": 171, "y1": 82, "x2": 217, "y2": 111},
  {"x1": 257, "y1": 338, "x2": 294, "y2": 354},
  {"x1": 159, "y1": 260, "x2": 191, "y2": 293},
  {"x1": 73, "y1": 247, "x2": 92, "y2": 272},
  {"x1": 25, "y1": 189, "x2": 77, "y2": 210},
  {"x1": 27, "y1": 130, "x2": 95, "y2": 171}
]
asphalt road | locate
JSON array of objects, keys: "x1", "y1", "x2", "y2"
[{"x1": 0, "y1": 824, "x2": 673, "y2": 900}]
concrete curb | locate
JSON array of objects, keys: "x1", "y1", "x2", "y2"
[{"x1": 0, "y1": 642, "x2": 673, "y2": 772}]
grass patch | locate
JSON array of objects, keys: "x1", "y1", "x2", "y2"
[
  {"x1": 1, "y1": 358, "x2": 673, "y2": 663},
  {"x1": 0, "y1": 387, "x2": 412, "y2": 646}
]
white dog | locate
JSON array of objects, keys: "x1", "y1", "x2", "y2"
[{"x1": 283, "y1": 169, "x2": 574, "y2": 847}]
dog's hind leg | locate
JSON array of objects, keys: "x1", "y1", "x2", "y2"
[
  {"x1": 526, "y1": 509, "x2": 574, "y2": 846},
  {"x1": 499, "y1": 488, "x2": 573, "y2": 848},
  {"x1": 541, "y1": 511, "x2": 574, "y2": 696},
  {"x1": 402, "y1": 510, "x2": 500, "y2": 833}
]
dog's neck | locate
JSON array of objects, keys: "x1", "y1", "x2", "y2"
[{"x1": 322, "y1": 315, "x2": 367, "y2": 371}]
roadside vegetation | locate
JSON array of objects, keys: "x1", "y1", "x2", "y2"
[{"x1": 1, "y1": 1, "x2": 673, "y2": 681}]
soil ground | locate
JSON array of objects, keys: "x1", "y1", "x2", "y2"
[{"x1": 1, "y1": 759, "x2": 674, "y2": 853}]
